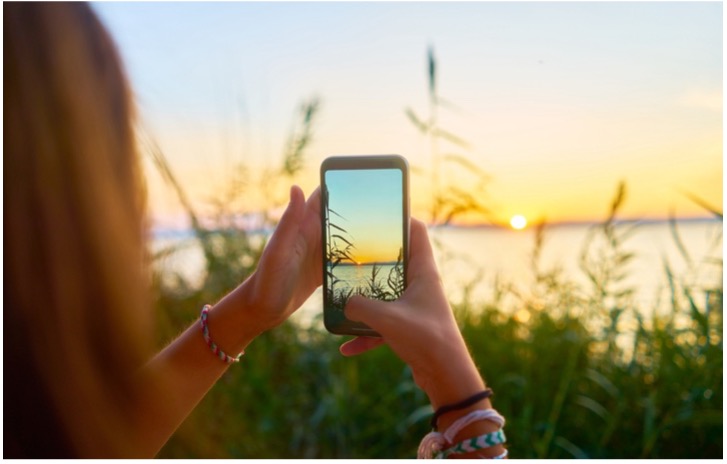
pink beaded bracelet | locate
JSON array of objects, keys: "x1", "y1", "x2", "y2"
[{"x1": 200, "y1": 304, "x2": 243, "y2": 364}]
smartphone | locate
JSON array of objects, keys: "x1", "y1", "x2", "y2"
[{"x1": 320, "y1": 155, "x2": 410, "y2": 336}]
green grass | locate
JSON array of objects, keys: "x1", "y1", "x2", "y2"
[{"x1": 154, "y1": 283, "x2": 722, "y2": 458}]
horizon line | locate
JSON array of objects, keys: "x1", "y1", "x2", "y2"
[
  {"x1": 333, "y1": 261, "x2": 400, "y2": 266},
  {"x1": 438, "y1": 215, "x2": 722, "y2": 230},
  {"x1": 150, "y1": 214, "x2": 721, "y2": 235}
]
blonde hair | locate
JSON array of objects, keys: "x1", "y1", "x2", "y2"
[{"x1": 5, "y1": 3, "x2": 153, "y2": 457}]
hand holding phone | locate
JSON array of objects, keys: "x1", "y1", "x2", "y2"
[
  {"x1": 340, "y1": 218, "x2": 487, "y2": 417},
  {"x1": 320, "y1": 155, "x2": 410, "y2": 336}
]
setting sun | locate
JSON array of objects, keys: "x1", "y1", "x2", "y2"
[{"x1": 510, "y1": 215, "x2": 528, "y2": 230}]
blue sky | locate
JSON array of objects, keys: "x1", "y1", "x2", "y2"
[
  {"x1": 325, "y1": 168, "x2": 403, "y2": 263},
  {"x1": 94, "y1": 2, "x2": 722, "y2": 226}
]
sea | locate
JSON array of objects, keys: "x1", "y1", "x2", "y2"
[
  {"x1": 331, "y1": 263, "x2": 401, "y2": 294},
  {"x1": 152, "y1": 219, "x2": 723, "y2": 327}
]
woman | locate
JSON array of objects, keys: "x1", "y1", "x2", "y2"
[{"x1": 5, "y1": 3, "x2": 504, "y2": 458}]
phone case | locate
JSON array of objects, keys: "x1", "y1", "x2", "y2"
[{"x1": 320, "y1": 154, "x2": 410, "y2": 336}]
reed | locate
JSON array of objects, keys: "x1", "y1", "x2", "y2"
[{"x1": 323, "y1": 195, "x2": 405, "y2": 310}]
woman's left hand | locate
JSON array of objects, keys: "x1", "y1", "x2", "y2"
[
  {"x1": 215, "y1": 185, "x2": 322, "y2": 339},
  {"x1": 139, "y1": 186, "x2": 321, "y2": 455}
]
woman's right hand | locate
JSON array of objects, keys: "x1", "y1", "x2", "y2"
[{"x1": 340, "y1": 218, "x2": 486, "y2": 410}]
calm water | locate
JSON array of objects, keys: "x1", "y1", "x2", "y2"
[
  {"x1": 153, "y1": 219, "x2": 722, "y2": 325},
  {"x1": 330, "y1": 263, "x2": 400, "y2": 294},
  {"x1": 437, "y1": 220, "x2": 721, "y2": 302}
]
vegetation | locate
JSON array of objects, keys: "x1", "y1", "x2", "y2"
[
  {"x1": 145, "y1": 51, "x2": 721, "y2": 459},
  {"x1": 323, "y1": 197, "x2": 404, "y2": 312},
  {"x1": 405, "y1": 46, "x2": 492, "y2": 226}
]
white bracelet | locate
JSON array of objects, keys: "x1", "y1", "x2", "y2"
[
  {"x1": 417, "y1": 408, "x2": 506, "y2": 459},
  {"x1": 493, "y1": 449, "x2": 509, "y2": 459}
]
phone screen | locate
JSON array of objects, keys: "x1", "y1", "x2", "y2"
[{"x1": 321, "y1": 155, "x2": 409, "y2": 336}]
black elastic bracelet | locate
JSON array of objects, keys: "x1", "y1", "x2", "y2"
[{"x1": 430, "y1": 388, "x2": 494, "y2": 430}]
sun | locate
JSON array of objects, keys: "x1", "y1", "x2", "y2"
[{"x1": 510, "y1": 214, "x2": 528, "y2": 230}]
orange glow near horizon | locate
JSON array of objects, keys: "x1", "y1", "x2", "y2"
[
  {"x1": 142, "y1": 121, "x2": 722, "y2": 229},
  {"x1": 144, "y1": 154, "x2": 723, "y2": 230},
  {"x1": 349, "y1": 253, "x2": 397, "y2": 265},
  {"x1": 144, "y1": 161, "x2": 723, "y2": 230}
]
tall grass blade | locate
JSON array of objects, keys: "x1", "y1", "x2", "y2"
[
  {"x1": 584, "y1": 368, "x2": 619, "y2": 398},
  {"x1": 668, "y1": 209, "x2": 693, "y2": 266},
  {"x1": 328, "y1": 222, "x2": 350, "y2": 234},
  {"x1": 609, "y1": 181, "x2": 627, "y2": 220},
  {"x1": 684, "y1": 288, "x2": 709, "y2": 337},
  {"x1": 282, "y1": 97, "x2": 320, "y2": 176},
  {"x1": 554, "y1": 436, "x2": 589, "y2": 459},
  {"x1": 575, "y1": 395, "x2": 610, "y2": 421},
  {"x1": 427, "y1": 45, "x2": 436, "y2": 99},
  {"x1": 331, "y1": 234, "x2": 355, "y2": 248},
  {"x1": 432, "y1": 127, "x2": 470, "y2": 149},
  {"x1": 680, "y1": 190, "x2": 723, "y2": 219},
  {"x1": 536, "y1": 340, "x2": 580, "y2": 458},
  {"x1": 405, "y1": 107, "x2": 429, "y2": 133},
  {"x1": 443, "y1": 153, "x2": 491, "y2": 180}
]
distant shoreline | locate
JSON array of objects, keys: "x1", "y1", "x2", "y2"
[
  {"x1": 151, "y1": 216, "x2": 721, "y2": 239},
  {"x1": 433, "y1": 216, "x2": 722, "y2": 231},
  {"x1": 332, "y1": 261, "x2": 399, "y2": 267}
]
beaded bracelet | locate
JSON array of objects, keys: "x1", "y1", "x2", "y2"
[
  {"x1": 200, "y1": 304, "x2": 243, "y2": 364},
  {"x1": 440, "y1": 429, "x2": 507, "y2": 458}
]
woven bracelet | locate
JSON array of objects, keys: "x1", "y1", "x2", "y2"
[
  {"x1": 440, "y1": 429, "x2": 507, "y2": 458},
  {"x1": 431, "y1": 388, "x2": 493, "y2": 430},
  {"x1": 200, "y1": 304, "x2": 243, "y2": 364}
]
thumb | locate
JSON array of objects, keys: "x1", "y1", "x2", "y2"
[
  {"x1": 279, "y1": 185, "x2": 305, "y2": 227},
  {"x1": 264, "y1": 186, "x2": 305, "y2": 253},
  {"x1": 344, "y1": 295, "x2": 394, "y2": 333}
]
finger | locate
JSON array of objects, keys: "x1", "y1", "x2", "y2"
[
  {"x1": 288, "y1": 185, "x2": 306, "y2": 221},
  {"x1": 344, "y1": 295, "x2": 395, "y2": 332},
  {"x1": 298, "y1": 186, "x2": 323, "y2": 286},
  {"x1": 300, "y1": 186, "x2": 322, "y2": 252},
  {"x1": 339, "y1": 336, "x2": 386, "y2": 357},
  {"x1": 304, "y1": 186, "x2": 321, "y2": 218},
  {"x1": 407, "y1": 217, "x2": 440, "y2": 284},
  {"x1": 263, "y1": 186, "x2": 305, "y2": 253}
]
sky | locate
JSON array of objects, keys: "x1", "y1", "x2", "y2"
[
  {"x1": 93, "y1": 1, "x2": 723, "y2": 227},
  {"x1": 325, "y1": 168, "x2": 404, "y2": 264}
]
